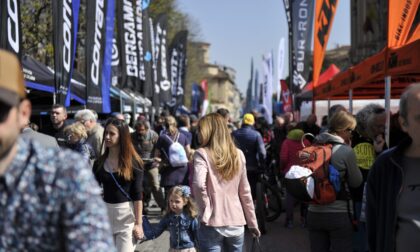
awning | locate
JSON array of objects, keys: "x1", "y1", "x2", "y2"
[
  {"x1": 304, "y1": 64, "x2": 340, "y2": 92},
  {"x1": 313, "y1": 39, "x2": 420, "y2": 100},
  {"x1": 297, "y1": 64, "x2": 340, "y2": 99},
  {"x1": 22, "y1": 55, "x2": 150, "y2": 107},
  {"x1": 23, "y1": 55, "x2": 86, "y2": 104}
]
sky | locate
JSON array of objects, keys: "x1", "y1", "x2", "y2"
[{"x1": 179, "y1": 0, "x2": 350, "y2": 95}]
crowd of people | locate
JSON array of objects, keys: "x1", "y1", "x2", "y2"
[{"x1": 1, "y1": 48, "x2": 419, "y2": 252}]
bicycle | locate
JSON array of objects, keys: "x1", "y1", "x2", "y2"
[{"x1": 255, "y1": 163, "x2": 284, "y2": 234}]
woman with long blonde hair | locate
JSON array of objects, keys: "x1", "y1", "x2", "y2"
[{"x1": 192, "y1": 113, "x2": 260, "y2": 251}]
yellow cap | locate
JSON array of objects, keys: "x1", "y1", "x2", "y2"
[
  {"x1": 243, "y1": 113, "x2": 255, "y2": 125},
  {"x1": 0, "y1": 50, "x2": 25, "y2": 106}
]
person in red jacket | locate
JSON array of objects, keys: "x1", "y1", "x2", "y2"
[{"x1": 280, "y1": 127, "x2": 311, "y2": 228}]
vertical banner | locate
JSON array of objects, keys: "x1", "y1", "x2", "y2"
[
  {"x1": 245, "y1": 58, "x2": 254, "y2": 113},
  {"x1": 117, "y1": 0, "x2": 139, "y2": 91},
  {"x1": 313, "y1": 0, "x2": 338, "y2": 88},
  {"x1": 281, "y1": 79, "x2": 292, "y2": 112},
  {"x1": 283, "y1": 0, "x2": 293, "y2": 41},
  {"x1": 252, "y1": 69, "x2": 259, "y2": 110},
  {"x1": 200, "y1": 79, "x2": 209, "y2": 117},
  {"x1": 277, "y1": 37, "x2": 285, "y2": 101},
  {"x1": 291, "y1": 0, "x2": 315, "y2": 92},
  {"x1": 140, "y1": 0, "x2": 154, "y2": 98},
  {"x1": 168, "y1": 30, "x2": 188, "y2": 109},
  {"x1": 0, "y1": 0, "x2": 21, "y2": 58},
  {"x1": 283, "y1": 0, "x2": 294, "y2": 97},
  {"x1": 261, "y1": 52, "x2": 273, "y2": 124},
  {"x1": 149, "y1": 17, "x2": 160, "y2": 113},
  {"x1": 191, "y1": 82, "x2": 203, "y2": 114},
  {"x1": 134, "y1": 0, "x2": 145, "y2": 92},
  {"x1": 154, "y1": 14, "x2": 171, "y2": 103},
  {"x1": 111, "y1": 37, "x2": 120, "y2": 87},
  {"x1": 86, "y1": 0, "x2": 114, "y2": 113},
  {"x1": 388, "y1": 0, "x2": 420, "y2": 48},
  {"x1": 52, "y1": 0, "x2": 80, "y2": 105}
]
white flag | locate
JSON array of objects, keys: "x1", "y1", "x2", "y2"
[
  {"x1": 261, "y1": 52, "x2": 273, "y2": 124},
  {"x1": 277, "y1": 37, "x2": 285, "y2": 102}
]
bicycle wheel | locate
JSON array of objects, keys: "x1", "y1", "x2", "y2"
[
  {"x1": 255, "y1": 182, "x2": 267, "y2": 234},
  {"x1": 262, "y1": 181, "x2": 283, "y2": 222}
]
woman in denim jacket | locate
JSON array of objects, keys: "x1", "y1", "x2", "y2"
[{"x1": 154, "y1": 186, "x2": 199, "y2": 252}]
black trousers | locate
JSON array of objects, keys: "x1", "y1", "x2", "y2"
[
  {"x1": 307, "y1": 211, "x2": 353, "y2": 252},
  {"x1": 247, "y1": 170, "x2": 259, "y2": 199}
]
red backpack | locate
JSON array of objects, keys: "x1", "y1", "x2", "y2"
[
  {"x1": 284, "y1": 134, "x2": 338, "y2": 205},
  {"x1": 297, "y1": 143, "x2": 336, "y2": 204}
]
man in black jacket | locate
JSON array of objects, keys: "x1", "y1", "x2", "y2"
[{"x1": 367, "y1": 83, "x2": 420, "y2": 252}]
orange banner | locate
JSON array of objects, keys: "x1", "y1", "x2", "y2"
[
  {"x1": 350, "y1": 48, "x2": 386, "y2": 88},
  {"x1": 388, "y1": 39, "x2": 420, "y2": 76},
  {"x1": 314, "y1": 69, "x2": 351, "y2": 99},
  {"x1": 313, "y1": 0, "x2": 339, "y2": 88},
  {"x1": 406, "y1": 24, "x2": 420, "y2": 44},
  {"x1": 388, "y1": 0, "x2": 420, "y2": 48}
]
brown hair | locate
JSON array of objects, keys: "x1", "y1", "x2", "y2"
[
  {"x1": 167, "y1": 186, "x2": 198, "y2": 218},
  {"x1": 98, "y1": 118, "x2": 143, "y2": 181}
]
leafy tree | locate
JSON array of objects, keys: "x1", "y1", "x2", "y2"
[
  {"x1": 21, "y1": 0, "x2": 54, "y2": 66},
  {"x1": 21, "y1": 0, "x2": 204, "y2": 109}
]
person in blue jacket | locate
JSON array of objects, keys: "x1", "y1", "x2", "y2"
[
  {"x1": 232, "y1": 113, "x2": 266, "y2": 198},
  {"x1": 153, "y1": 185, "x2": 199, "y2": 251}
]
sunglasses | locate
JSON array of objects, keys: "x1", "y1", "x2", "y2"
[{"x1": 345, "y1": 128, "x2": 354, "y2": 134}]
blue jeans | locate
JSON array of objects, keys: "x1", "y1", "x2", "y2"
[{"x1": 198, "y1": 225, "x2": 244, "y2": 252}]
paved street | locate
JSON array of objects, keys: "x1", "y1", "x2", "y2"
[{"x1": 136, "y1": 205, "x2": 310, "y2": 252}]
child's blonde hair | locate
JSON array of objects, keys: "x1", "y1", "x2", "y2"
[{"x1": 167, "y1": 186, "x2": 198, "y2": 218}]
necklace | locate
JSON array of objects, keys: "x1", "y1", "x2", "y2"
[{"x1": 104, "y1": 159, "x2": 119, "y2": 173}]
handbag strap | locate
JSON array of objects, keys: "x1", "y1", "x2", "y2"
[
  {"x1": 164, "y1": 132, "x2": 180, "y2": 143},
  {"x1": 251, "y1": 237, "x2": 263, "y2": 252},
  {"x1": 108, "y1": 171, "x2": 132, "y2": 201}
]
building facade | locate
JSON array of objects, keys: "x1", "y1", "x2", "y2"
[
  {"x1": 186, "y1": 42, "x2": 242, "y2": 120},
  {"x1": 350, "y1": 0, "x2": 388, "y2": 64}
]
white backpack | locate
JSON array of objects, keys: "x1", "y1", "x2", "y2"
[{"x1": 163, "y1": 133, "x2": 188, "y2": 167}]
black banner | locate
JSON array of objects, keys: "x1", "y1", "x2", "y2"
[
  {"x1": 168, "y1": 30, "x2": 188, "y2": 108},
  {"x1": 283, "y1": 0, "x2": 293, "y2": 93},
  {"x1": 117, "y1": 0, "x2": 140, "y2": 91},
  {"x1": 134, "y1": 0, "x2": 145, "y2": 88},
  {"x1": 86, "y1": 0, "x2": 114, "y2": 113},
  {"x1": 283, "y1": 0, "x2": 292, "y2": 37},
  {"x1": 111, "y1": 37, "x2": 120, "y2": 87},
  {"x1": 0, "y1": 0, "x2": 21, "y2": 58},
  {"x1": 149, "y1": 17, "x2": 160, "y2": 112},
  {"x1": 52, "y1": 0, "x2": 80, "y2": 106},
  {"x1": 139, "y1": 0, "x2": 154, "y2": 98},
  {"x1": 291, "y1": 0, "x2": 314, "y2": 93},
  {"x1": 154, "y1": 14, "x2": 171, "y2": 103}
]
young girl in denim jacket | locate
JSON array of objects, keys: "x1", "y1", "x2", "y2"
[{"x1": 154, "y1": 185, "x2": 199, "y2": 252}]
